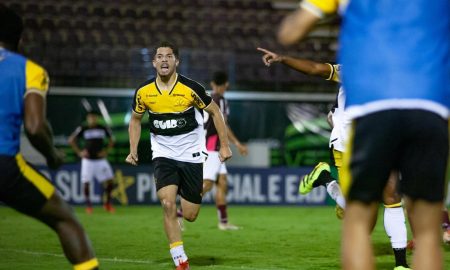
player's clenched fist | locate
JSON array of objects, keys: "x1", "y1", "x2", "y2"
[
  {"x1": 219, "y1": 147, "x2": 232, "y2": 162},
  {"x1": 125, "y1": 152, "x2": 138, "y2": 166}
]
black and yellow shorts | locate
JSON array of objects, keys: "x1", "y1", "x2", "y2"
[
  {"x1": 342, "y1": 109, "x2": 448, "y2": 203},
  {"x1": 153, "y1": 157, "x2": 203, "y2": 204},
  {"x1": 0, "y1": 154, "x2": 55, "y2": 214}
]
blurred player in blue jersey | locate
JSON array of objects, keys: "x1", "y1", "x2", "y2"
[
  {"x1": 0, "y1": 4, "x2": 99, "y2": 270},
  {"x1": 278, "y1": 0, "x2": 450, "y2": 269},
  {"x1": 257, "y1": 47, "x2": 409, "y2": 269}
]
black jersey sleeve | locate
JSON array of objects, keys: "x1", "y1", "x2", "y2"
[{"x1": 179, "y1": 75, "x2": 212, "y2": 109}]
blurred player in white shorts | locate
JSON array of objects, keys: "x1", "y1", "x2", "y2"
[
  {"x1": 203, "y1": 71, "x2": 248, "y2": 230},
  {"x1": 204, "y1": 152, "x2": 228, "y2": 180},
  {"x1": 69, "y1": 110, "x2": 115, "y2": 214}
]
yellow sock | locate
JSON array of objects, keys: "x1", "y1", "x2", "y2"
[{"x1": 73, "y1": 258, "x2": 99, "y2": 270}]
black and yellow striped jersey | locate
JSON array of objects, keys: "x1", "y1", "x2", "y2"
[
  {"x1": 132, "y1": 74, "x2": 212, "y2": 162},
  {"x1": 133, "y1": 74, "x2": 212, "y2": 115}
]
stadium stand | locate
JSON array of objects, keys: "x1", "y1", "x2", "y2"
[{"x1": 5, "y1": 0, "x2": 339, "y2": 91}]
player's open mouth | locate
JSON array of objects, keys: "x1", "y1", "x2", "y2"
[{"x1": 161, "y1": 65, "x2": 169, "y2": 71}]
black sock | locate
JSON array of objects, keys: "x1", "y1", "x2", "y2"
[
  {"x1": 393, "y1": 248, "x2": 408, "y2": 267},
  {"x1": 313, "y1": 170, "x2": 333, "y2": 187}
]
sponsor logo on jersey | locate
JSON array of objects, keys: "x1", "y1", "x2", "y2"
[
  {"x1": 84, "y1": 129, "x2": 106, "y2": 139},
  {"x1": 153, "y1": 118, "x2": 187, "y2": 129}
]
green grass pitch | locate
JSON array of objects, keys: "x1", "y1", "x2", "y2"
[{"x1": 1, "y1": 205, "x2": 450, "y2": 270}]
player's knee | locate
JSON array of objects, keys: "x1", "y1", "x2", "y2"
[
  {"x1": 183, "y1": 212, "x2": 198, "y2": 222},
  {"x1": 38, "y1": 193, "x2": 79, "y2": 227},
  {"x1": 161, "y1": 199, "x2": 177, "y2": 214}
]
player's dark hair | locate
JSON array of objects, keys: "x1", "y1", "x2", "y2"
[
  {"x1": 86, "y1": 109, "x2": 101, "y2": 116},
  {"x1": 154, "y1": 41, "x2": 179, "y2": 59},
  {"x1": 212, "y1": 71, "x2": 228, "y2": 85},
  {"x1": 0, "y1": 4, "x2": 23, "y2": 50}
]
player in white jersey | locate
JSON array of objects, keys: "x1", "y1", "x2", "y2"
[
  {"x1": 257, "y1": 47, "x2": 409, "y2": 269},
  {"x1": 126, "y1": 41, "x2": 232, "y2": 270}
]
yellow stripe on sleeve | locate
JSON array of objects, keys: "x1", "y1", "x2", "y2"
[
  {"x1": 73, "y1": 258, "x2": 99, "y2": 270},
  {"x1": 303, "y1": 0, "x2": 340, "y2": 14},
  {"x1": 25, "y1": 60, "x2": 49, "y2": 96},
  {"x1": 15, "y1": 154, "x2": 54, "y2": 199}
]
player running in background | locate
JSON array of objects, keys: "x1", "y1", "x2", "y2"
[
  {"x1": 203, "y1": 71, "x2": 248, "y2": 230},
  {"x1": 0, "y1": 5, "x2": 99, "y2": 269},
  {"x1": 278, "y1": 1, "x2": 450, "y2": 269},
  {"x1": 257, "y1": 47, "x2": 409, "y2": 269},
  {"x1": 68, "y1": 110, "x2": 115, "y2": 214},
  {"x1": 126, "y1": 41, "x2": 232, "y2": 270}
]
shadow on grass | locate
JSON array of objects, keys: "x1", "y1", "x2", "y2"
[
  {"x1": 190, "y1": 256, "x2": 250, "y2": 266},
  {"x1": 154, "y1": 256, "x2": 249, "y2": 267}
]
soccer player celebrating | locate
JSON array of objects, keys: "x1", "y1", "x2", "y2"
[
  {"x1": 69, "y1": 110, "x2": 116, "y2": 214},
  {"x1": 257, "y1": 47, "x2": 409, "y2": 269},
  {"x1": 0, "y1": 4, "x2": 99, "y2": 269},
  {"x1": 126, "y1": 41, "x2": 232, "y2": 270},
  {"x1": 203, "y1": 71, "x2": 248, "y2": 230}
]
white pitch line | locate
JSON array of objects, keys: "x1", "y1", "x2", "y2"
[
  {"x1": 0, "y1": 248, "x2": 285, "y2": 270},
  {"x1": 0, "y1": 248, "x2": 161, "y2": 265}
]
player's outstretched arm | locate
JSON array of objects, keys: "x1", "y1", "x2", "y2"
[
  {"x1": 204, "y1": 101, "x2": 232, "y2": 162},
  {"x1": 126, "y1": 111, "x2": 143, "y2": 166},
  {"x1": 24, "y1": 92, "x2": 63, "y2": 169},
  {"x1": 257, "y1": 47, "x2": 331, "y2": 79},
  {"x1": 278, "y1": 7, "x2": 320, "y2": 46}
]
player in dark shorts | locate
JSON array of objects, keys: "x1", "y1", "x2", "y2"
[
  {"x1": 0, "y1": 5, "x2": 98, "y2": 270},
  {"x1": 69, "y1": 110, "x2": 115, "y2": 214},
  {"x1": 125, "y1": 41, "x2": 232, "y2": 270}
]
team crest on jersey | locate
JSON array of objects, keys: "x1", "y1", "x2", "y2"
[{"x1": 175, "y1": 98, "x2": 186, "y2": 107}]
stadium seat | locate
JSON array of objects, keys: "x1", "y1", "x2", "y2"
[{"x1": 5, "y1": 0, "x2": 338, "y2": 91}]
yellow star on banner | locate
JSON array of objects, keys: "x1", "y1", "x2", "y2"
[{"x1": 110, "y1": 169, "x2": 135, "y2": 205}]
